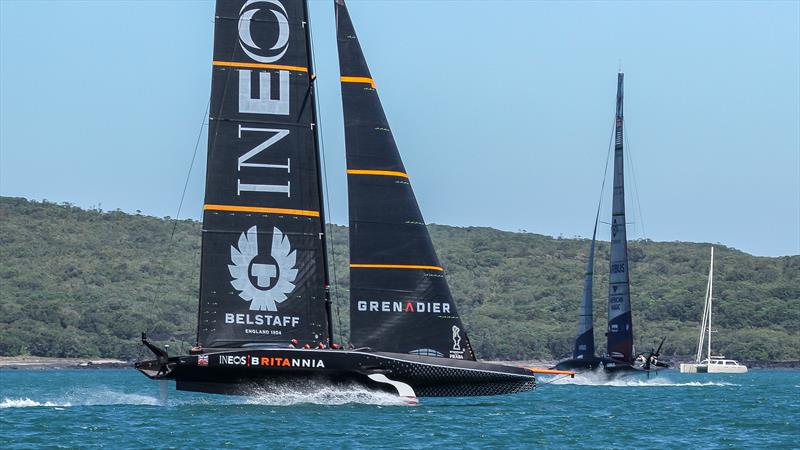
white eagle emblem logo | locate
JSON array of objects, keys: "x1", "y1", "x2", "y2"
[{"x1": 228, "y1": 225, "x2": 297, "y2": 311}]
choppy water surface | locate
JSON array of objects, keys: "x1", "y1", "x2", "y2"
[{"x1": 1, "y1": 369, "x2": 797, "y2": 448}]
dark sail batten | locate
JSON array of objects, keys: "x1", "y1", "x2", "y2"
[
  {"x1": 337, "y1": 0, "x2": 475, "y2": 360},
  {"x1": 606, "y1": 71, "x2": 634, "y2": 362},
  {"x1": 197, "y1": 0, "x2": 328, "y2": 349}
]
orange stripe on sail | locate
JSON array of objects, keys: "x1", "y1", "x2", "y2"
[
  {"x1": 347, "y1": 169, "x2": 409, "y2": 178},
  {"x1": 350, "y1": 264, "x2": 444, "y2": 271},
  {"x1": 212, "y1": 61, "x2": 309, "y2": 73},
  {"x1": 341, "y1": 76, "x2": 376, "y2": 88},
  {"x1": 204, "y1": 204, "x2": 320, "y2": 217}
]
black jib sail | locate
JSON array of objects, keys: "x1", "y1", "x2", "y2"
[
  {"x1": 606, "y1": 72, "x2": 634, "y2": 362},
  {"x1": 573, "y1": 211, "x2": 600, "y2": 360},
  {"x1": 335, "y1": 0, "x2": 475, "y2": 360},
  {"x1": 197, "y1": 0, "x2": 329, "y2": 348}
]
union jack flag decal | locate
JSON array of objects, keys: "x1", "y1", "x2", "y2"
[{"x1": 197, "y1": 354, "x2": 209, "y2": 366}]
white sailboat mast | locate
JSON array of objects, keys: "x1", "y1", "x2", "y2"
[
  {"x1": 695, "y1": 247, "x2": 714, "y2": 363},
  {"x1": 707, "y1": 247, "x2": 714, "y2": 361},
  {"x1": 681, "y1": 247, "x2": 748, "y2": 374}
]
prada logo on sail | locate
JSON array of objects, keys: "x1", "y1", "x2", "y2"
[
  {"x1": 450, "y1": 326, "x2": 465, "y2": 359},
  {"x1": 452, "y1": 326, "x2": 462, "y2": 351},
  {"x1": 236, "y1": 0, "x2": 292, "y2": 196}
]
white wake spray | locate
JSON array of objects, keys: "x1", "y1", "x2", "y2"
[
  {"x1": 0, "y1": 398, "x2": 68, "y2": 408},
  {"x1": 0, "y1": 390, "x2": 161, "y2": 409},
  {"x1": 240, "y1": 381, "x2": 409, "y2": 406},
  {"x1": 540, "y1": 371, "x2": 739, "y2": 387},
  {"x1": 1, "y1": 384, "x2": 410, "y2": 409}
]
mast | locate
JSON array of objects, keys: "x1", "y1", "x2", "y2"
[
  {"x1": 695, "y1": 247, "x2": 714, "y2": 362},
  {"x1": 707, "y1": 247, "x2": 714, "y2": 360},
  {"x1": 301, "y1": 0, "x2": 334, "y2": 345},
  {"x1": 695, "y1": 250, "x2": 711, "y2": 363},
  {"x1": 606, "y1": 71, "x2": 635, "y2": 362}
]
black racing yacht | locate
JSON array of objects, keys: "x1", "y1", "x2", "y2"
[
  {"x1": 553, "y1": 73, "x2": 667, "y2": 377},
  {"x1": 137, "y1": 0, "x2": 569, "y2": 400}
]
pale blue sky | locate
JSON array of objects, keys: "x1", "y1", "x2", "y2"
[{"x1": 1, "y1": 0, "x2": 798, "y2": 256}]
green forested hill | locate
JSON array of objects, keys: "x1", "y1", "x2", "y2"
[{"x1": 1, "y1": 196, "x2": 797, "y2": 362}]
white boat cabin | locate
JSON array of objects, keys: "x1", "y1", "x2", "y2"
[{"x1": 680, "y1": 356, "x2": 748, "y2": 374}]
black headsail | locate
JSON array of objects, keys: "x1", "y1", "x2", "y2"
[
  {"x1": 335, "y1": 0, "x2": 475, "y2": 360},
  {"x1": 197, "y1": 0, "x2": 329, "y2": 348},
  {"x1": 606, "y1": 72, "x2": 634, "y2": 362},
  {"x1": 573, "y1": 209, "x2": 599, "y2": 360}
]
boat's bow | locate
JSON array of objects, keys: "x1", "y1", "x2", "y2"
[{"x1": 136, "y1": 333, "x2": 178, "y2": 379}]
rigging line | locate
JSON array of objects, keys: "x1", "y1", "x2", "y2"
[
  {"x1": 596, "y1": 117, "x2": 616, "y2": 237},
  {"x1": 192, "y1": 31, "x2": 243, "y2": 345},
  {"x1": 171, "y1": 99, "x2": 210, "y2": 240},
  {"x1": 623, "y1": 117, "x2": 647, "y2": 239},
  {"x1": 308, "y1": 17, "x2": 345, "y2": 346},
  {"x1": 171, "y1": 100, "x2": 208, "y2": 352},
  {"x1": 590, "y1": 118, "x2": 616, "y2": 245},
  {"x1": 203, "y1": 31, "x2": 244, "y2": 205},
  {"x1": 184, "y1": 233, "x2": 203, "y2": 351},
  {"x1": 588, "y1": 117, "x2": 616, "y2": 338},
  {"x1": 146, "y1": 99, "x2": 209, "y2": 344}
]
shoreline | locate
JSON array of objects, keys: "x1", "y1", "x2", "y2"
[
  {"x1": 1, "y1": 356, "x2": 798, "y2": 370},
  {"x1": 0, "y1": 356, "x2": 130, "y2": 370}
]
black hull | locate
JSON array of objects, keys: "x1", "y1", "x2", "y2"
[
  {"x1": 137, "y1": 348, "x2": 535, "y2": 398},
  {"x1": 553, "y1": 357, "x2": 664, "y2": 379}
]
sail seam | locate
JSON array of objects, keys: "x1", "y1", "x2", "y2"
[
  {"x1": 204, "y1": 204, "x2": 320, "y2": 217},
  {"x1": 212, "y1": 60, "x2": 309, "y2": 73},
  {"x1": 340, "y1": 76, "x2": 376, "y2": 88},
  {"x1": 351, "y1": 263, "x2": 443, "y2": 271},
  {"x1": 346, "y1": 169, "x2": 408, "y2": 178}
]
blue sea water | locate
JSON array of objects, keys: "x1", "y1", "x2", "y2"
[{"x1": 1, "y1": 369, "x2": 798, "y2": 449}]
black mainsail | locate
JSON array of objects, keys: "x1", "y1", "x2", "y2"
[
  {"x1": 336, "y1": 0, "x2": 475, "y2": 360},
  {"x1": 197, "y1": 0, "x2": 329, "y2": 348},
  {"x1": 606, "y1": 72, "x2": 634, "y2": 362}
]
